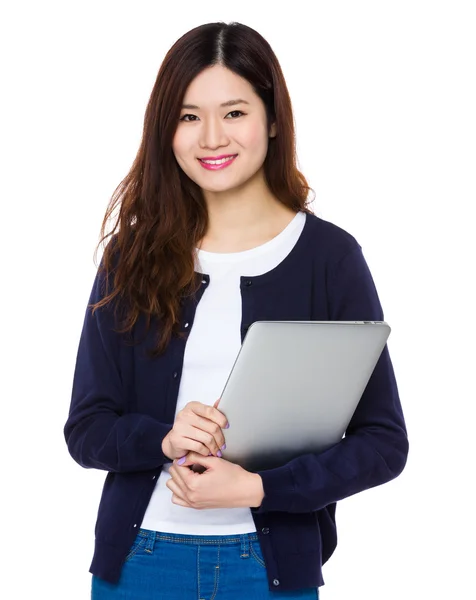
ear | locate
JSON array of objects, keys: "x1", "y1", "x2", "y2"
[{"x1": 269, "y1": 122, "x2": 277, "y2": 138}]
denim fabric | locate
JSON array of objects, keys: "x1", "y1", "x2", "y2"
[{"x1": 91, "y1": 528, "x2": 319, "y2": 599}]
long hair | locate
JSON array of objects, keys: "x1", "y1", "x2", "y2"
[{"x1": 91, "y1": 21, "x2": 315, "y2": 358}]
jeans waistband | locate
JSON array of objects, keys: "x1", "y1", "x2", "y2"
[{"x1": 136, "y1": 528, "x2": 259, "y2": 546}]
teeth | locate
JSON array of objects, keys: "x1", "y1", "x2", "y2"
[{"x1": 201, "y1": 156, "x2": 235, "y2": 165}]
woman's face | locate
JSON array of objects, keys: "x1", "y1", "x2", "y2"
[{"x1": 172, "y1": 64, "x2": 276, "y2": 195}]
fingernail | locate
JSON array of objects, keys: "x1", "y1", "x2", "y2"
[
  {"x1": 225, "y1": 423, "x2": 230, "y2": 429},
  {"x1": 217, "y1": 450, "x2": 223, "y2": 458},
  {"x1": 208, "y1": 452, "x2": 213, "y2": 456},
  {"x1": 221, "y1": 444, "x2": 226, "y2": 451},
  {"x1": 177, "y1": 457, "x2": 186, "y2": 465}
]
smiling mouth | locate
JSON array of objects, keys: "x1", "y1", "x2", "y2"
[
  {"x1": 197, "y1": 155, "x2": 238, "y2": 171},
  {"x1": 198, "y1": 155, "x2": 238, "y2": 165}
]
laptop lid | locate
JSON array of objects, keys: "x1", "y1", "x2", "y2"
[{"x1": 218, "y1": 321, "x2": 391, "y2": 471}]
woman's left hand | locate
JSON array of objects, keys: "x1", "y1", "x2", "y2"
[{"x1": 167, "y1": 452, "x2": 264, "y2": 510}]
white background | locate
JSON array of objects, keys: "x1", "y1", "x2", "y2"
[{"x1": 2, "y1": 1, "x2": 475, "y2": 598}]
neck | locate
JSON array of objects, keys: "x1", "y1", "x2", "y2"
[{"x1": 199, "y1": 170, "x2": 297, "y2": 251}]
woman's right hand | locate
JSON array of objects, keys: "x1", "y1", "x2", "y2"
[{"x1": 161, "y1": 400, "x2": 229, "y2": 461}]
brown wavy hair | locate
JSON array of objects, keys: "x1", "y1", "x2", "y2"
[{"x1": 91, "y1": 21, "x2": 315, "y2": 358}]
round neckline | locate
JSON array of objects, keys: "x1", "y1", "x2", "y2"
[
  {"x1": 196, "y1": 211, "x2": 304, "y2": 262},
  {"x1": 197, "y1": 211, "x2": 315, "y2": 286}
]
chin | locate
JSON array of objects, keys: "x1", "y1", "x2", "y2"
[
  {"x1": 200, "y1": 183, "x2": 237, "y2": 193},
  {"x1": 197, "y1": 173, "x2": 252, "y2": 194}
]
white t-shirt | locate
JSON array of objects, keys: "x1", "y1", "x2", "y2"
[{"x1": 140, "y1": 210, "x2": 307, "y2": 535}]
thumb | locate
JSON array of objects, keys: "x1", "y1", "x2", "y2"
[{"x1": 175, "y1": 452, "x2": 215, "y2": 468}]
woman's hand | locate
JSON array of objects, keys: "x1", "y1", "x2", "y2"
[
  {"x1": 162, "y1": 400, "x2": 228, "y2": 461},
  {"x1": 166, "y1": 452, "x2": 265, "y2": 509}
]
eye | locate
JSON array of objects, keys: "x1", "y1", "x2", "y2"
[
  {"x1": 179, "y1": 114, "x2": 198, "y2": 122},
  {"x1": 179, "y1": 110, "x2": 245, "y2": 122},
  {"x1": 225, "y1": 110, "x2": 245, "y2": 119}
]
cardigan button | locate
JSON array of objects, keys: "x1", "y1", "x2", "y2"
[
  {"x1": 244, "y1": 280, "x2": 252, "y2": 286},
  {"x1": 261, "y1": 527, "x2": 270, "y2": 534},
  {"x1": 273, "y1": 579, "x2": 280, "y2": 586},
  {"x1": 173, "y1": 372, "x2": 178, "y2": 379}
]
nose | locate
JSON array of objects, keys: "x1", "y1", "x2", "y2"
[{"x1": 198, "y1": 116, "x2": 229, "y2": 150}]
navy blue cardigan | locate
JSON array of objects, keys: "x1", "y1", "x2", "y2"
[{"x1": 64, "y1": 212, "x2": 408, "y2": 591}]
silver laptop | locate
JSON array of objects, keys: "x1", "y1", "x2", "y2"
[{"x1": 218, "y1": 321, "x2": 391, "y2": 472}]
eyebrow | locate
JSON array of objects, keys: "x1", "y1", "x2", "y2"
[{"x1": 181, "y1": 98, "x2": 250, "y2": 110}]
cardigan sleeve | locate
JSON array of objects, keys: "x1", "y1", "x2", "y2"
[
  {"x1": 64, "y1": 250, "x2": 173, "y2": 472},
  {"x1": 251, "y1": 244, "x2": 409, "y2": 513}
]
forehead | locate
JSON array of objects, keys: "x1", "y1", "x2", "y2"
[{"x1": 182, "y1": 65, "x2": 257, "y2": 107}]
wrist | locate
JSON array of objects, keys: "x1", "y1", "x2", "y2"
[
  {"x1": 161, "y1": 434, "x2": 172, "y2": 460},
  {"x1": 248, "y1": 473, "x2": 265, "y2": 508}
]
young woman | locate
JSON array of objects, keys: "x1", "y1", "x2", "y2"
[{"x1": 64, "y1": 21, "x2": 409, "y2": 599}]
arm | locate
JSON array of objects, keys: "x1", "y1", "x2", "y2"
[
  {"x1": 64, "y1": 251, "x2": 173, "y2": 472},
  {"x1": 252, "y1": 244, "x2": 409, "y2": 513}
]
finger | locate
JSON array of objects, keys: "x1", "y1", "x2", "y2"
[
  {"x1": 174, "y1": 433, "x2": 218, "y2": 458},
  {"x1": 183, "y1": 412, "x2": 228, "y2": 446},
  {"x1": 170, "y1": 427, "x2": 217, "y2": 457},
  {"x1": 169, "y1": 464, "x2": 192, "y2": 487},
  {"x1": 175, "y1": 452, "x2": 215, "y2": 469},
  {"x1": 171, "y1": 494, "x2": 191, "y2": 507},
  {"x1": 174, "y1": 422, "x2": 224, "y2": 457},
  {"x1": 189, "y1": 402, "x2": 229, "y2": 430},
  {"x1": 187, "y1": 425, "x2": 226, "y2": 457},
  {"x1": 166, "y1": 475, "x2": 188, "y2": 501},
  {"x1": 212, "y1": 398, "x2": 230, "y2": 431}
]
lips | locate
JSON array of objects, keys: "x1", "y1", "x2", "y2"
[
  {"x1": 199, "y1": 154, "x2": 237, "y2": 161},
  {"x1": 198, "y1": 154, "x2": 238, "y2": 171}
]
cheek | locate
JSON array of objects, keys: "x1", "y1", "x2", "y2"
[
  {"x1": 242, "y1": 123, "x2": 269, "y2": 154},
  {"x1": 172, "y1": 130, "x2": 190, "y2": 159},
  {"x1": 171, "y1": 140, "x2": 181, "y2": 160}
]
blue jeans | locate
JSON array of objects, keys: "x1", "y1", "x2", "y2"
[{"x1": 91, "y1": 528, "x2": 319, "y2": 599}]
